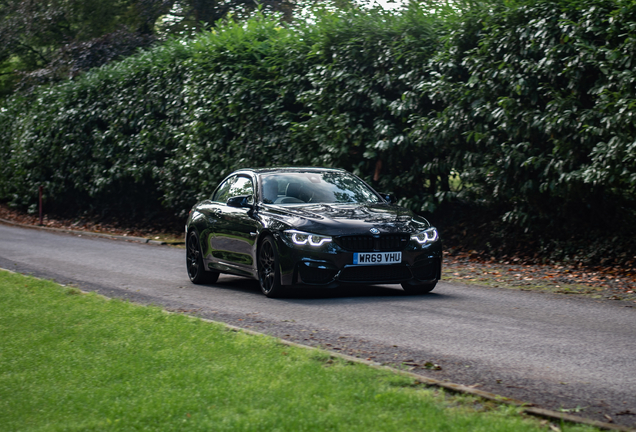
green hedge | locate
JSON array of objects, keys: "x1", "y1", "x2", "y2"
[
  {"x1": 0, "y1": 6, "x2": 442, "y2": 219},
  {"x1": 1, "y1": 0, "x2": 635, "y2": 241},
  {"x1": 420, "y1": 0, "x2": 636, "y2": 229}
]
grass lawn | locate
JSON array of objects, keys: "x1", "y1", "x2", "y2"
[{"x1": 0, "y1": 270, "x2": 599, "y2": 432}]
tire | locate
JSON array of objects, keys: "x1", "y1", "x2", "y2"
[
  {"x1": 258, "y1": 235, "x2": 285, "y2": 298},
  {"x1": 186, "y1": 231, "x2": 219, "y2": 284},
  {"x1": 401, "y1": 281, "x2": 437, "y2": 295}
]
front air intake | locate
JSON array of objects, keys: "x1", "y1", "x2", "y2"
[{"x1": 335, "y1": 234, "x2": 409, "y2": 252}]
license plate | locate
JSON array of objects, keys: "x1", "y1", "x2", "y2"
[{"x1": 353, "y1": 252, "x2": 402, "y2": 265}]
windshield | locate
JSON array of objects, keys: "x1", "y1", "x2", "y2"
[{"x1": 260, "y1": 171, "x2": 382, "y2": 205}]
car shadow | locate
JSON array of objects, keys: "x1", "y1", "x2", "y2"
[{"x1": 207, "y1": 275, "x2": 454, "y2": 301}]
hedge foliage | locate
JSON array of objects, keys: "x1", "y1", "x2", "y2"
[
  {"x1": 1, "y1": 0, "x2": 635, "y2": 241},
  {"x1": 420, "y1": 0, "x2": 636, "y2": 230}
]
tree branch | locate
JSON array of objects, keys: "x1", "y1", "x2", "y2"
[{"x1": 16, "y1": 41, "x2": 50, "y2": 64}]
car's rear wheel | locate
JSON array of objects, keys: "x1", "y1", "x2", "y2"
[
  {"x1": 258, "y1": 235, "x2": 285, "y2": 298},
  {"x1": 187, "y1": 231, "x2": 219, "y2": 284},
  {"x1": 401, "y1": 281, "x2": 436, "y2": 295}
]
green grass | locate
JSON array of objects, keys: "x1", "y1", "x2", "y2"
[{"x1": 0, "y1": 270, "x2": 599, "y2": 432}]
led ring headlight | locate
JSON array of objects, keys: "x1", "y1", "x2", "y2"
[
  {"x1": 284, "y1": 230, "x2": 332, "y2": 247},
  {"x1": 411, "y1": 227, "x2": 438, "y2": 244}
]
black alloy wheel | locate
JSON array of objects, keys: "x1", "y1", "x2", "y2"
[
  {"x1": 187, "y1": 231, "x2": 219, "y2": 284},
  {"x1": 401, "y1": 281, "x2": 437, "y2": 295},
  {"x1": 258, "y1": 235, "x2": 284, "y2": 298}
]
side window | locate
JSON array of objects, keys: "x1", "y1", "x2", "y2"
[
  {"x1": 227, "y1": 176, "x2": 254, "y2": 203},
  {"x1": 212, "y1": 176, "x2": 237, "y2": 203}
]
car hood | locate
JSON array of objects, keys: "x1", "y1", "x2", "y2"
[{"x1": 261, "y1": 203, "x2": 432, "y2": 236}]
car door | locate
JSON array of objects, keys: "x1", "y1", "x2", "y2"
[
  {"x1": 208, "y1": 175, "x2": 260, "y2": 277},
  {"x1": 198, "y1": 175, "x2": 237, "y2": 269}
]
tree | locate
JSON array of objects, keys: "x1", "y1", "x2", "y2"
[
  {"x1": 0, "y1": 0, "x2": 169, "y2": 95},
  {"x1": 155, "y1": 0, "x2": 354, "y2": 34},
  {"x1": 0, "y1": 0, "x2": 331, "y2": 96}
]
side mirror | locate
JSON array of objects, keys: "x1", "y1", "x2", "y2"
[
  {"x1": 227, "y1": 195, "x2": 254, "y2": 209},
  {"x1": 379, "y1": 192, "x2": 396, "y2": 204}
]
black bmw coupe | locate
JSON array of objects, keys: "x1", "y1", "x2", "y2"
[{"x1": 185, "y1": 167, "x2": 442, "y2": 297}]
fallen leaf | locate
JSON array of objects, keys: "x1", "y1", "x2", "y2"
[{"x1": 424, "y1": 361, "x2": 442, "y2": 370}]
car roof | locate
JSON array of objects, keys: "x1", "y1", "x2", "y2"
[{"x1": 235, "y1": 167, "x2": 348, "y2": 175}]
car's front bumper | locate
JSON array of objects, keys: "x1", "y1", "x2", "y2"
[{"x1": 274, "y1": 233, "x2": 442, "y2": 288}]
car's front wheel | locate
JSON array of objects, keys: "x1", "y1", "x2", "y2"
[
  {"x1": 186, "y1": 231, "x2": 219, "y2": 284},
  {"x1": 258, "y1": 235, "x2": 285, "y2": 298},
  {"x1": 401, "y1": 281, "x2": 436, "y2": 295}
]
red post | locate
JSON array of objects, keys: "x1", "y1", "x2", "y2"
[{"x1": 39, "y1": 185, "x2": 43, "y2": 226}]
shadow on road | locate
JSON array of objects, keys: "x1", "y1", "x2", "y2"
[{"x1": 205, "y1": 275, "x2": 455, "y2": 302}]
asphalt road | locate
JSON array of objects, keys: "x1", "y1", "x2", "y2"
[{"x1": 1, "y1": 223, "x2": 635, "y2": 428}]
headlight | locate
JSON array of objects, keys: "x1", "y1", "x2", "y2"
[
  {"x1": 283, "y1": 230, "x2": 332, "y2": 247},
  {"x1": 411, "y1": 227, "x2": 438, "y2": 244}
]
